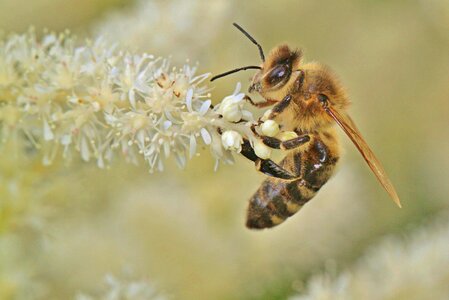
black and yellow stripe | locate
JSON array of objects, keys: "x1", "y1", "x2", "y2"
[{"x1": 246, "y1": 137, "x2": 338, "y2": 229}]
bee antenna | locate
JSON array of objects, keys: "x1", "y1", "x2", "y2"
[
  {"x1": 233, "y1": 23, "x2": 265, "y2": 62},
  {"x1": 210, "y1": 66, "x2": 262, "y2": 82}
]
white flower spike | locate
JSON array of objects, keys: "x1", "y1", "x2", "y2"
[{"x1": 0, "y1": 32, "x2": 260, "y2": 172}]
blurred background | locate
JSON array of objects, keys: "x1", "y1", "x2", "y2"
[{"x1": 0, "y1": 0, "x2": 448, "y2": 299}]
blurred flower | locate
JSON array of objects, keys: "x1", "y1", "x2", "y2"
[
  {"x1": 290, "y1": 215, "x2": 449, "y2": 300},
  {"x1": 0, "y1": 234, "x2": 47, "y2": 299},
  {"x1": 0, "y1": 30, "x2": 259, "y2": 172},
  {"x1": 76, "y1": 273, "x2": 169, "y2": 300},
  {"x1": 93, "y1": 0, "x2": 231, "y2": 60}
]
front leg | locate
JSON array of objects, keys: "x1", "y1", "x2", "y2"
[
  {"x1": 244, "y1": 95, "x2": 277, "y2": 108},
  {"x1": 240, "y1": 139, "x2": 300, "y2": 180},
  {"x1": 268, "y1": 94, "x2": 292, "y2": 119}
]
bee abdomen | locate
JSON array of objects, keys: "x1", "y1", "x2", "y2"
[{"x1": 246, "y1": 178, "x2": 315, "y2": 229}]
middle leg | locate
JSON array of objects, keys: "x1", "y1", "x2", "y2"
[{"x1": 251, "y1": 124, "x2": 310, "y2": 150}]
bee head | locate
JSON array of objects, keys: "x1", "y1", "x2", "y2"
[
  {"x1": 249, "y1": 45, "x2": 302, "y2": 100},
  {"x1": 210, "y1": 23, "x2": 303, "y2": 103}
]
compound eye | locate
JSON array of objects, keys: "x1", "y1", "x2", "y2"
[{"x1": 268, "y1": 65, "x2": 289, "y2": 85}]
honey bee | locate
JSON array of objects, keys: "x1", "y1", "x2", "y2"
[{"x1": 211, "y1": 23, "x2": 401, "y2": 229}]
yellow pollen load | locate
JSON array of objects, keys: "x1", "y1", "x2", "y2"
[
  {"x1": 270, "y1": 215, "x2": 285, "y2": 225},
  {"x1": 286, "y1": 201, "x2": 301, "y2": 214}
]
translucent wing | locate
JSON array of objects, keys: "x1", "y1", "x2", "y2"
[{"x1": 325, "y1": 106, "x2": 402, "y2": 207}]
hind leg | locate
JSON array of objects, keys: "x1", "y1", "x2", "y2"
[{"x1": 240, "y1": 138, "x2": 301, "y2": 180}]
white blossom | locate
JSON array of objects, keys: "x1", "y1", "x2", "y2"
[
  {"x1": 221, "y1": 130, "x2": 243, "y2": 152},
  {"x1": 94, "y1": 0, "x2": 231, "y2": 62},
  {"x1": 214, "y1": 82, "x2": 253, "y2": 122},
  {"x1": 0, "y1": 30, "x2": 267, "y2": 172}
]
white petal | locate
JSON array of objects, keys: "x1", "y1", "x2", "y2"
[
  {"x1": 214, "y1": 160, "x2": 220, "y2": 172},
  {"x1": 129, "y1": 89, "x2": 136, "y2": 108},
  {"x1": 233, "y1": 82, "x2": 242, "y2": 95},
  {"x1": 43, "y1": 119, "x2": 54, "y2": 141},
  {"x1": 199, "y1": 100, "x2": 211, "y2": 115},
  {"x1": 42, "y1": 154, "x2": 52, "y2": 166},
  {"x1": 175, "y1": 153, "x2": 186, "y2": 168},
  {"x1": 157, "y1": 159, "x2": 164, "y2": 171},
  {"x1": 61, "y1": 134, "x2": 72, "y2": 145},
  {"x1": 191, "y1": 72, "x2": 210, "y2": 84},
  {"x1": 163, "y1": 120, "x2": 172, "y2": 130},
  {"x1": 234, "y1": 93, "x2": 245, "y2": 102},
  {"x1": 186, "y1": 88, "x2": 194, "y2": 112},
  {"x1": 136, "y1": 130, "x2": 146, "y2": 146},
  {"x1": 80, "y1": 137, "x2": 90, "y2": 161},
  {"x1": 134, "y1": 78, "x2": 149, "y2": 93},
  {"x1": 163, "y1": 142, "x2": 170, "y2": 157},
  {"x1": 189, "y1": 135, "x2": 197, "y2": 158},
  {"x1": 164, "y1": 110, "x2": 177, "y2": 123},
  {"x1": 97, "y1": 154, "x2": 105, "y2": 169},
  {"x1": 104, "y1": 148, "x2": 113, "y2": 161},
  {"x1": 145, "y1": 144, "x2": 156, "y2": 156},
  {"x1": 104, "y1": 114, "x2": 118, "y2": 124},
  {"x1": 200, "y1": 128, "x2": 212, "y2": 145}
]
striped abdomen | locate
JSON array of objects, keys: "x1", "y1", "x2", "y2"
[{"x1": 246, "y1": 137, "x2": 338, "y2": 229}]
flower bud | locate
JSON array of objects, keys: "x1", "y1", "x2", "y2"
[
  {"x1": 219, "y1": 93, "x2": 245, "y2": 122},
  {"x1": 254, "y1": 140, "x2": 272, "y2": 159},
  {"x1": 222, "y1": 101, "x2": 243, "y2": 122},
  {"x1": 261, "y1": 120, "x2": 280, "y2": 137},
  {"x1": 221, "y1": 130, "x2": 243, "y2": 152}
]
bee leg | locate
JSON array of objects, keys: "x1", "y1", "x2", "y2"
[
  {"x1": 240, "y1": 138, "x2": 259, "y2": 162},
  {"x1": 250, "y1": 124, "x2": 310, "y2": 150},
  {"x1": 240, "y1": 139, "x2": 300, "y2": 180},
  {"x1": 261, "y1": 135, "x2": 310, "y2": 150},
  {"x1": 268, "y1": 94, "x2": 292, "y2": 119},
  {"x1": 244, "y1": 95, "x2": 277, "y2": 108},
  {"x1": 256, "y1": 159, "x2": 299, "y2": 180}
]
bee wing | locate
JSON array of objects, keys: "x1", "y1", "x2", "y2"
[{"x1": 325, "y1": 106, "x2": 402, "y2": 208}]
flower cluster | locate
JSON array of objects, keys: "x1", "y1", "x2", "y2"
[
  {"x1": 94, "y1": 0, "x2": 231, "y2": 60},
  {"x1": 76, "y1": 273, "x2": 168, "y2": 300},
  {"x1": 290, "y1": 215, "x2": 449, "y2": 300},
  {"x1": 0, "y1": 30, "x2": 267, "y2": 172}
]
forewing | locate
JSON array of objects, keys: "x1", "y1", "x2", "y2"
[{"x1": 325, "y1": 106, "x2": 402, "y2": 207}]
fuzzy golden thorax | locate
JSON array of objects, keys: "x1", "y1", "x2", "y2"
[{"x1": 249, "y1": 45, "x2": 350, "y2": 132}]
